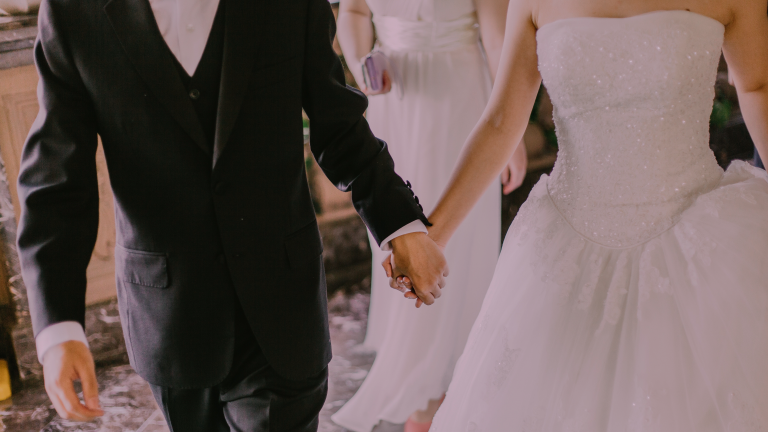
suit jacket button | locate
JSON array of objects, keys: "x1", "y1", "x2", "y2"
[{"x1": 189, "y1": 89, "x2": 201, "y2": 100}]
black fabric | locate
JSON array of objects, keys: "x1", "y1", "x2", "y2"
[
  {"x1": 18, "y1": 0, "x2": 428, "y2": 388},
  {"x1": 172, "y1": 0, "x2": 226, "y2": 148},
  {"x1": 150, "y1": 305, "x2": 328, "y2": 432}
]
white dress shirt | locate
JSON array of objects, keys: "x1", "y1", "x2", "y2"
[
  {"x1": 34, "y1": 0, "x2": 427, "y2": 364},
  {"x1": 148, "y1": 0, "x2": 222, "y2": 76}
]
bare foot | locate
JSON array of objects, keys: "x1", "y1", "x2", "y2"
[{"x1": 408, "y1": 394, "x2": 446, "y2": 423}]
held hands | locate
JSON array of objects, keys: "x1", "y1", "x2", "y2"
[
  {"x1": 43, "y1": 341, "x2": 103, "y2": 421},
  {"x1": 384, "y1": 232, "x2": 448, "y2": 308}
]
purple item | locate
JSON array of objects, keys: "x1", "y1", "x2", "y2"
[{"x1": 361, "y1": 50, "x2": 390, "y2": 91}]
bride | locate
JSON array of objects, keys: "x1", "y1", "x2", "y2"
[{"x1": 393, "y1": 0, "x2": 768, "y2": 429}]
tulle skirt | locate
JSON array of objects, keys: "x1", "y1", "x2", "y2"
[{"x1": 431, "y1": 161, "x2": 768, "y2": 431}]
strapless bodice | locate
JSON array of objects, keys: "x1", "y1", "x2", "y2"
[{"x1": 537, "y1": 11, "x2": 725, "y2": 248}]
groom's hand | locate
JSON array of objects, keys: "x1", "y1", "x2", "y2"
[
  {"x1": 43, "y1": 341, "x2": 103, "y2": 421},
  {"x1": 387, "y1": 232, "x2": 449, "y2": 306}
]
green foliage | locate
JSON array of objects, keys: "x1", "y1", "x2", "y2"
[
  {"x1": 710, "y1": 98, "x2": 732, "y2": 130},
  {"x1": 531, "y1": 85, "x2": 558, "y2": 149},
  {"x1": 545, "y1": 129, "x2": 558, "y2": 149},
  {"x1": 529, "y1": 86, "x2": 543, "y2": 123}
]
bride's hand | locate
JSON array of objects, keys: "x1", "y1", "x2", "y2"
[
  {"x1": 501, "y1": 139, "x2": 528, "y2": 195},
  {"x1": 389, "y1": 232, "x2": 446, "y2": 308},
  {"x1": 361, "y1": 70, "x2": 393, "y2": 96}
]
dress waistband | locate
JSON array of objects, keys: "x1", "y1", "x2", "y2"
[{"x1": 373, "y1": 12, "x2": 480, "y2": 53}]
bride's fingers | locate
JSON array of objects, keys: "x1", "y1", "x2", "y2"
[
  {"x1": 397, "y1": 276, "x2": 413, "y2": 289},
  {"x1": 381, "y1": 255, "x2": 393, "y2": 278},
  {"x1": 415, "y1": 298, "x2": 423, "y2": 308},
  {"x1": 389, "y1": 277, "x2": 406, "y2": 292}
]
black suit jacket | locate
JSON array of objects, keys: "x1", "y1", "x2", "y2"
[{"x1": 17, "y1": 0, "x2": 427, "y2": 387}]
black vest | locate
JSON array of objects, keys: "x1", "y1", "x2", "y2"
[{"x1": 172, "y1": 0, "x2": 226, "y2": 150}]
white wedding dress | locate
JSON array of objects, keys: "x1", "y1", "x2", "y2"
[
  {"x1": 431, "y1": 11, "x2": 768, "y2": 431},
  {"x1": 332, "y1": 0, "x2": 501, "y2": 430}
]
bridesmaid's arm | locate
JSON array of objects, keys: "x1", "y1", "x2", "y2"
[
  {"x1": 428, "y1": 0, "x2": 541, "y2": 247},
  {"x1": 337, "y1": 0, "x2": 375, "y2": 91},
  {"x1": 476, "y1": 0, "x2": 511, "y2": 81},
  {"x1": 723, "y1": 0, "x2": 768, "y2": 163}
]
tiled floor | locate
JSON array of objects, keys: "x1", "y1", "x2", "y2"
[{"x1": 0, "y1": 292, "x2": 404, "y2": 432}]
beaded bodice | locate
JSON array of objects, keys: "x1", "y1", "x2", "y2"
[{"x1": 537, "y1": 11, "x2": 725, "y2": 248}]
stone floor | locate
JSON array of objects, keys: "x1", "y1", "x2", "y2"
[{"x1": 0, "y1": 292, "x2": 404, "y2": 432}]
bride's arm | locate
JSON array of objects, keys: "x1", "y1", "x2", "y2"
[
  {"x1": 722, "y1": 0, "x2": 768, "y2": 163},
  {"x1": 337, "y1": 0, "x2": 375, "y2": 91},
  {"x1": 477, "y1": 0, "x2": 529, "y2": 194},
  {"x1": 428, "y1": 0, "x2": 541, "y2": 246}
]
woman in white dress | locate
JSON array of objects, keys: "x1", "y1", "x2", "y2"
[
  {"x1": 330, "y1": 0, "x2": 527, "y2": 431},
  {"x1": 394, "y1": 0, "x2": 768, "y2": 429}
]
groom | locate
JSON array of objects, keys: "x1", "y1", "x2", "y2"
[{"x1": 16, "y1": 0, "x2": 447, "y2": 430}]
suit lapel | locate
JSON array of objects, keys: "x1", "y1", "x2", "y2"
[
  {"x1": 103, "y1": 0, "x2": 210, "y2": 156},
  {"x1": 213, "y1": 0, "x2": 260, "y2": 168}
]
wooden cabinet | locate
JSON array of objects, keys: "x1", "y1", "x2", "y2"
[{"x1": 0, "y1": 64, "x2": 117, "y2": 305}]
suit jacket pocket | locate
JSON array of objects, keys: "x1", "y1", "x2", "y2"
[
  {"x1": 115, "y1": 245, "x2": 169, "y2": 288},
  {"x1": 284, "y1": 219, "x2": 324, "y2": 269}
]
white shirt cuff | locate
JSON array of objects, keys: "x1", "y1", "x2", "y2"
[
  {"x1": 36, "y1": 321, "x2": 89, "y2": 365},
  {"x1": 380, "y1": 220, "x2": 429, "y2": 251}
]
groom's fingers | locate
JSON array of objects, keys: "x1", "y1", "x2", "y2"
[{"x1": 78, "y1": 362, "x2": 102, "y2": 413}]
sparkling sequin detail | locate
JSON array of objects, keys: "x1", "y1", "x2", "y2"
[
  {"x1": 537, "y1": 12, "x2": 725, "y2": 248},
  {"x1": 673, "y1": 220, "x2": 717, "y2": 285},
  {"x1": 638, "y1": 239, "x2": 671, "y2": 305},
  {"x1": 598, "y1": 252, "x2": 630, "y2": 329},
  {"x1": 627, "y1": 387, "x2": 666, "y2": 432},
  {"x1": 728, "y1": 392, "x2": 767, "y2": 432},
  {"x1": 576, "y1": 253, "x2": 604, "y2": 309},
  {"x1": 491, "y1": 337, "x2": 521, "y2": 390}
]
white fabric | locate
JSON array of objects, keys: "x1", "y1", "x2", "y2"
[
  {"x1": 148, "y1": 0, "x2": 221, "y2": 76},
  {"x1": 35, "y1": 321, "x2": 88, "y2": 364},
  {"x1": 380, "y1": 220, "x2": 429, "y2": 252},
  {"x1": 331, "y1": 0, "x2": 500, "y2": 430},
  {"x1": 431, "y1": 11, "x2": 768, "y2": 431},
  {"x1": 372, "y1": 13, "x2": 479, "y2": 53}
]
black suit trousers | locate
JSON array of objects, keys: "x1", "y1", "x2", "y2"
[{"x1": 149, "y1": 303, "x2": 328, "y2": 432}]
